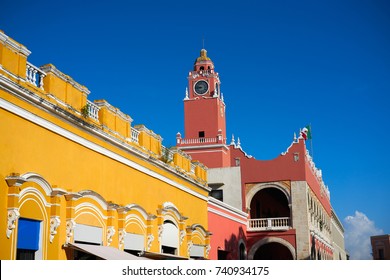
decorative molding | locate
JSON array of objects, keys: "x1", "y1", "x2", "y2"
[
  {"x1": 65, "y1": 219, "x2": 76, "y2": 244},
  {"x1": 118, "y1": 229, "x2": 126, "y2": 250},
  {"x1": 6, "y1": 208, "x2": 20, "y2": 238},
  {"x1": 158, "y1": 225, "x2": 163, "y2": 243},
  {"x1": 184, "y1": 87, "x2": 189, "y2": 100},
  {"x1": 187, "y1": 241, "x2": 193, "y2": 257},
  {"x1": 147, "y1": 234, "x2": 154, "y2": 251},
  {"x1": 207, "y1": 207, "x2": 247, "y2": 226},
  {"x1": 107, "y1": 226, "x2": 115, "y2": 246},
  {"x1": 0, "y1": 32, "x2": 31, "y2": 56},
  {"x1": 162, "y1": 202, "x2": 187, "y2": 221},
  {"x1": 180, "y1": 230, "x2": 186, "y2": 245},
  {"x1": 49, "y1": 216, "x2": 61, "y2": 243},
  {"x1": 205, "y1": 244, "x2": 211, "y2": 258},
  {"x1": 208, "y1": 196, "x2": 248, "y2": 218},
  {"x1": 5, "y1": 174, "x2": 27, "y2": 188}
]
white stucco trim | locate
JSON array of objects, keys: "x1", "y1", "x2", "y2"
[
  {"x1": 207, "y1": 207, "x2": 247, "y2": 226},
  {"x1": 208, "y1": 197, "x2": 248, "y2": 218}
]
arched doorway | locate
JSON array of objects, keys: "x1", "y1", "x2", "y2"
[
  {"x1": 253, "y1": 242, "x2": 293, "y2": 260},
  {"x1": 248, "y1": 237, "x2": 296, "y2": 260},
  {"x1": 250, "y1": 188, "x2": 290, "y2": 219}
]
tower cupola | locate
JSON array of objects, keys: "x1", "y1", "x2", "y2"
[{"x1": 194, "y1": 49, "x2": 214, "y2": 71}]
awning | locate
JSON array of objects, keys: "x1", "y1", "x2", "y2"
[
  {"x1": 140, "y1": 251, "x2": 188, "y2": 260},
  {"x1": 65, "y1": 243, "x2": 150, "y2": 260}
]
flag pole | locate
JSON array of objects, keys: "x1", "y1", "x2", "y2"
[{"x1": 310, "y1": 123, "x2": 314, "y2": 160}]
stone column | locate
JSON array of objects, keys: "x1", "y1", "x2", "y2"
[{"x1": 291, "y1": 181, "x2": 310, "y2": 260}]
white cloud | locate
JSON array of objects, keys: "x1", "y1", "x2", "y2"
[{"x1": 344, "y1": 211, "x2": 384, "y2": 260}]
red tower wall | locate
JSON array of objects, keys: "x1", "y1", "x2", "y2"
[{"x1": 184, "y1": 98, "x2": 226, "y2": 140}]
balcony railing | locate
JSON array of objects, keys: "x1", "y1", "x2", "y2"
[
  {"x1": 130, "y1": 127, "x2": 140, "y2": 144},
  {"x1": 180, "y1": 137, "x2": 218, "y2": 145},
  {"x1": 87, "y1": 100, "x2": 100, "y2": 121},
  {"x1": 26, "y1": 62, "x2": 46, "y2": 89},
  {"x1": 247, "y1": 217, "x2": 290, "y2": 232}
]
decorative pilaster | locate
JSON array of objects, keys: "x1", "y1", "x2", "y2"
[
  {"x1": 205, "y1": 244, "x2": 211, "y2": 259},
  {"x1": 158, "y1": 225, "x2": 164, "y2": 244},
  {"x1": 187, "y1": 241, "x2": 193, "y2": 258},
  {"x1": 5, "y1": 173, "x2": 26, "y2": 239},
  {"x1": 147, "y1": 234, "x2": 154, "y2": 251},
  {"x1": 118, "y1": 229, "x2": 126, "y2": 250},
  {"x1": 106, "y1": 205, "x2": 117, "y2": 246},
  {"x1": 64, "y1": 192, "x2": 80, "y2": 244},
  {"x1": 180, "y1": 230, "x2": 186, "y2": 245},
  {"x1": 50, "y1": 189, "x2": 65, "y2": 243},
  {"x1": 107, "y1": 226, "x2": 116, "y2": 246}
]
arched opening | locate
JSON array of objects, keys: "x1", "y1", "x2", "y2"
[
  {"x1": 253, "y1": 242, "x2": 293, "y2": 260},
  {"x1": 250, "y1": 188, "x2": 290, "y2": 219}
]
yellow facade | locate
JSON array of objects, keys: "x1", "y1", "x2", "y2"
[{"x1": 0, "y1": 31, "x2": 210, "y2": 260}]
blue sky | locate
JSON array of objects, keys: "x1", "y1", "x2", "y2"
[{"x1": 2, "y1": 0, "x2": 389, "y2": 259}]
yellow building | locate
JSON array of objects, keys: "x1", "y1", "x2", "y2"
[{"x1": 0, "y1": 31, "x2": 210, "y2": 260}]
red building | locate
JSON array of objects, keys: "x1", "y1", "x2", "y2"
[{"x1": 177, "y1": 49, "x2": 345, "y2": 260}]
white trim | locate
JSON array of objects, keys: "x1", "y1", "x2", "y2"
[
  {"x1": 74, "y1": 203, "x2": 108, "y2": 221},
  {"x1": 0, "y1": 98, "x2": 208, "y2": 201},
  {"x1": 21, "y1": 173, "x2": 52, "y2": 196},
  {"x1": 207, "y1": 207, "x2": 247, "y2": 226},
  {"x1": 179, "y1": 144, "x2": 229, "y2": 151},
  {"x1": 0, "y1": 32, "x2": 31, "y2": 56},
  {"x1": 208, "y1": 197, "x2": 248, "y2": 218},
  {"x1": 19, "y1": 187, "x2": 51, "y2": 208}
]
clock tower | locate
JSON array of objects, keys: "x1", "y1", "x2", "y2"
[{"x1": 177, "y1": 49, "x2": 230, "y2": 168}]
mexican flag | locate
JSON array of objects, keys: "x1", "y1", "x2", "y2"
[{"x1": 301, "y1": 125, "x2": 312, "y2": 140}]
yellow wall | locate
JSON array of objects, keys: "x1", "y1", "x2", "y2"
[{"x1": 0, "y1": 31, "x2": 210, "y2": 260}]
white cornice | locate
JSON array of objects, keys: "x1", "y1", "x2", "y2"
[
  {"x1": 208, "y1": 197, "x2": 248, "y2": 219},
  {"x1": 40, "y1": 64, "x2": 90, "y2": 95},
  {"x1": 0, "y1": 32, "x2": 31, "y2": 57},
  {"x1": 207, "y1": 207, "x2": 247, "y2": 225}
]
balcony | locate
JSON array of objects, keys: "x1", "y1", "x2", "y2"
[{"x1": 247, "y1": 217, "x2": 290, "y2": 232}]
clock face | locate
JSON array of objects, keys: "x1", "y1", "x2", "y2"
[{"x1": 194, "y1": 80, "x2": 209, "y2": 95}]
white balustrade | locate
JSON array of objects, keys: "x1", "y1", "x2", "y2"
[
  {"x1": 87, "y1": 100, "x2": 100, "y2": 121},
  {"x1": 247, "y1": 217, "x2": 290, "y2": 231},
  {"x1": 190, "y1": 163, "x2": 196, "y2": 174},
  {"x1": 26, "y1": 62, "x2": 46, "y2": 89},
  {"x1": 161, "y1": 146, "x2": 174, "y2": 163},
  {"x1": 180, "y1": 137, "x2": 217, "y2": 145},
  {"x1": 131, "y1": 127, "x2": 140, "y2": 144}
]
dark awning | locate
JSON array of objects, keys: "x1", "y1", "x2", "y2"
[
  {"x1": 139, "y1": 251, "x2": 188, "y2": 260},
  {"x1": 65, "y1": 243, "x2": 150, "y2": 260}
]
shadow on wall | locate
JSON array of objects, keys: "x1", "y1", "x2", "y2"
[{"x1": 223, "y1": 226, "x2": 247, "y2": 260}]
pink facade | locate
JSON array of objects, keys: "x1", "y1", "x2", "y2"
[
  {"x1": 177, "y1": 48, "x2": 335, "y2": 260},
  {"x1": 208, "y1": 199, "x2": 247, "y2": 260}
]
